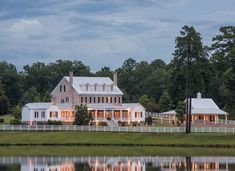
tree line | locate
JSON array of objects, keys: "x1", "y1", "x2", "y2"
[{"x1": 0, "y1": 25, "x2": 234, "y2": 118}]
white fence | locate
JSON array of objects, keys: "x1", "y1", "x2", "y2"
[{"x1": 0, "y1": 125, "x2": 235, "y2": 133}]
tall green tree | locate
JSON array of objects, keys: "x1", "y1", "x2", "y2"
[
  {"x1": 159, "y1": 91, "x2": 172, "y2": 112},
  {"x1": 74, "y1": 105, "x2": 93, "y2": 125},
  {"x1": 0, "y1": 80, "x2": 9, "y2": 115},
  {"x1": 96, "y1": 67, "x2": 113, "y2": 78},
  {"x1": 19, "y1": 87, "x2": 41, "y2": 106},
  {"x1": 138, "y1": 95, "x2": 158, "y2": 112},
  {"x1": 170, "y1": 25, "x2": 210, "y2": 104},
  {"x1": 175, "y1": 101, "x2": 185, "y2": 126}
]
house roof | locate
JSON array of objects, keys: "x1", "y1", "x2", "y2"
[
  {"x1": 24, "y1": 103, "x2": 52, "y2": 110},
  {"x1": 64, "y1": 76, "x2": 123, "y2": 95},
  {"x1": 24, "y1": 103, "x2": 73, "y2": 110},
  {"x1": 160, "y1": 110, "x2": 177, "y2": 115},
  {"x1": 87, "y1": 103, "x2": 144, "y2": 110}
]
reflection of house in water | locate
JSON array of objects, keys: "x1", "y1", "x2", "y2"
[
  {"x1": 88, "y1": 158, "x2": 145, "y2": 171},
  {"x1": 0, "y1": 156, "x2": 233, "y2": 171}
]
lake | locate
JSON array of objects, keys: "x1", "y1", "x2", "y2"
[{"x1": 0, "y1": 156, "x2": 235, "y2": 171}]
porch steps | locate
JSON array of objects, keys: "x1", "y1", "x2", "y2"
[{"x1": 106, "y1": 119, "x2": 119, "y2": 127}]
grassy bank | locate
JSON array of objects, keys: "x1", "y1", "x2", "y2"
[
  {"x1": 0, "y1": 146, "x2": 235, "y2": 156},
  {"x1": 0, "y1": 132, "x2": 235, "y2": 147}
]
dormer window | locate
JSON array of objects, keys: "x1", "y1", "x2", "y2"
[
  {"x1": 111, "y1": 84, "x2": 114, "y2": 91},
  {"x1": 94, "y1": 83, "x2": 97, "y2": 91}
]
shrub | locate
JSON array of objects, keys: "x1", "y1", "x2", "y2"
[
  {"x1": 10, "y1": 118, "x2": 21, "y2": 125},
  {"x1": 47, "y1": 120, "x2": 62, "y2": 125},
  {"x1": 132, "y1": 122, "x2": 137, "y2": 126},
  {"x1": 0, "y1": 118, "x2": 4, "y2": 123},
  {"x1": 100, "y1": 122, "x2": 108, "y2": 126}
]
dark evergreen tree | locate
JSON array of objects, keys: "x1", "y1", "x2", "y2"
[{"x1": 74, "y1": 105, "x2": 93, "y2": 125}]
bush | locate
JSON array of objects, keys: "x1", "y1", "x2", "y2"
[
  {"x1": 100, "y1": 122, "x2": 108, "y2": 126},
  {"x1": 132, "y1": 122, "x2": 137, "y2": 126},
  {"x1": 10, "y1": 119, "x2": 21, "y2": 125},
  {"x1": 0, "y1": 118, "x2": 4, "y2": 123},
  {"x1": 47, "y1": 120, "x2": 62, "y2": 125}
]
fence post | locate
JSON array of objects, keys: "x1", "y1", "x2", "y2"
[
  {"x1": 3, "y1": 125, "x2": 5, "y2": 132},
  {"x1": 74, "y1": 125, "x2": 76, "y2": 132},
  {"x1": 44, "y1": 125, "x2": 45, "y2": 132},
  {"x1": 89, "y1": 125, "x2": 90, "y2": 132},
  {"x1": 111, "y1": 126, "x2": 113, "y2": 132},
  {"x1": 36, "y1": 125, "x2": 37, "y2": 132},
  {"x1": 177, "y1": 127, "x2": 179, "y2": 133},
  {"x1": 134, "y1": 127, "x2": 135, "y2": 133},
  {"x1": 119, "y1": 127, "x2": 120, "y2": 132},
  {"x1": 209, "y1": 127, "x2": 211, "y2": 134},
  {"x1": 59, "y1": 125, "x2": 61, "y2": 131},
  {"x1": 104, "y1": 126, "x2": 105, "y2": 132},
  {"x1": 126, "y1": 127, "x2": 128, "y2": 132},
  {"x1": 12, "y1": 125, "x2": 13, "y2": 131},
  {"x1": 28, "y1": 125, "x2": 29, "y2": 132},
  {"x1": 217, "y1": 127, "x2": 219, "y2": 133},
  {"x1": 67, "y1": 125, "x2": 68, "y2": 132},
  {"x1": 81, "y1": 126, "x2": 83, "y2": 132},
  {"x1": 51, "y1": 125, "x2": 53, "y2": 132},
  {"x1": 225, "y1": 127, "x2": 227, "y2": 133},
  {"x1": 149, "y1": 127, "x2": 150, "y2": 133},
  {"x1": 20, "y1": 125, "x2": 21, "y2": 132},
  {"x1": 195, "y1": 127, "x2": 197, "y2": 133}
]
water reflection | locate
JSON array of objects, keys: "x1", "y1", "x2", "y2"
[{"x1": 0, "y1": 156, "x2": 234, "y2": 171}]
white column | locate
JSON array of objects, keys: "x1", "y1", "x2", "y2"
[
  {"x1": 203, "y1": 115, "x2": 206, "y2": 124},
  {"x1": 225, "y1": 115, "x2": 228, "y2": 124},
  {"x1": 103, "y1": 110, "x2": 105, "y2": 120},
  {"x1": 192, "y1": 115, "x2": 194, "y2": 124},
  {"x1": 95, "y1": 110, "x2": 97, "y2": 120}
]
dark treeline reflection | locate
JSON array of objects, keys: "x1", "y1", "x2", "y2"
[{"x1": 0, "y1": 156, "x2": 234, "y2": 171}]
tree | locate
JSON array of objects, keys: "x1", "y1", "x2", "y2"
[
  {"x1": 74, "y1": 105, "x2": 93, "y2": 125},
  {"x1": 10, "y1": 105, "x2": 21, "y2": 124},
  {"x1": 96, "y1": 67, "x2": 113, "y2": 78},
  {"x1": 159, "y1": 91, "x2": 172, "y2": 112},
  {"x1": 145, "y1": 116, "x2": 153, "y2": 125},
  {"x1": 0, "y1": 80, "x2": 9, "y2": 115},
  {"x1": 138, "y1": 95, "x2": 158, "y2": 112},
  {"x1": 19, "y1": 87, "x2": 41, "y2": 106},
  {"x1": 175, "y1": 101, "x2": 185, "y2": 126},
  {"x1": 170, "y1": 25, "x2": 210, "y2": 105}
]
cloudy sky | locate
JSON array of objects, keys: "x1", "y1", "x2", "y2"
[{"x1": 0, "y1": 0, "x2": 235, "y2": 71}]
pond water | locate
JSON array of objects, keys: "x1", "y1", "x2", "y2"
[{"x1": 0, "y1": 156, "x2": 235, "y2": 171}]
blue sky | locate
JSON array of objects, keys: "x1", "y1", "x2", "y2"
[{"x1": 0, "y1": 0, "x2": 235, "y2": 71}]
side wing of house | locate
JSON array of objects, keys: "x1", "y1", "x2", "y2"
[
  {"x1": 50, "y1": 77, "x2": 79, "y2": 105},
  {"x1": 130, "y1": 104, "x2": 146, "y2": 123}
]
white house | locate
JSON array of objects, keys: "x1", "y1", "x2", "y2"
[
  {"x1": 22, "y1": 72, "x2": 145, "y2": 126},
  {"x1": 160, "y1": 92, "x2": 228, "y2": 124}
]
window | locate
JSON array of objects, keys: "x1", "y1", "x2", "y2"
[
  {"x1": 114, "y1": 97, "x2": 117, "y2": 103},
  {"x1": 66, "y1": 97, "x2": 69, "y2": 102},
  {"x1": 98, "y1": 97, "x2": 100, "y2": 103},
  {"x1": 106, "y1": 97, "x2": 109, "y2": 103},
  {"x1": 141, "y1": 112, "x2": 143, "y2": 118},
  {"x1": 60, "y1": 85, "x2": 62, "y2": 92},
  {"x1": 34, "y1": 112, "x2": 39, "y2": 118},
  {"x1": 81, "y1": 97, "x2": 84, "y2": 103},
  {"x1": 110, "y1": 97, "x2": 112, "y2": 103},
  {"x1": 90, "y1": 97, "x2": 92, "y2": 103},
  {"x1": 93, "y1": 97, "x2": 96, "y2": 103},
  {"x1": 61, "y1": 99, "x2": 64, "y2": 103},
  {"x1": 64, "y1": 85, "x2": 66, "y2": 92},
  {"x1": 135, "y1": 112, "x2": 137, "y2": 118},
  {"x1": 50, "y1": 111, "x2": 58, "y2": 118},
  {"x1": 41, "y1": 111, "x2": 45, "y2": 118},
  {"x1": 118, "y1": 97, "x2": 121, "y2": 103},
  {"x1": 102, "y1": 97, "x2": 104, "y2": 103},
  {"x1": 85, "y1": 97, "x2": 87, "y2": 103}
]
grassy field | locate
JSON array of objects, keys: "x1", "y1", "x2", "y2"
[
  {"x1": 0, "y1": 132, "x2": 235, "y2": 146},
  {"x1": 0, "y1": 146, "x2": 235, "y2": 156}
]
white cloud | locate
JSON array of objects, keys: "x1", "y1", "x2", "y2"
[{"x1": 8, "y1": 19, "x2": 42, "y2": 32}]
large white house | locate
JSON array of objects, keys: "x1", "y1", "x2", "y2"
[{"x1": 22, "y1": 72, "x2": 145, "y2": 126}]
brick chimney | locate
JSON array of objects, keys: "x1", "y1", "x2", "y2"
[
  {"x1": 69, "y1": 71, "x2": 73, "y2": 85},
  {"x1": 113, "y1": 72, "x2": 117, "y2": 86}
]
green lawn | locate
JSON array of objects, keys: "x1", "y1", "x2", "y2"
[
  {"x1": 0, "y1": 114, "x2": 13, "y2": 125},
  {"x1": 0, "y1": 132, "x2": 235, "y2": 146},
  {"x1": 0, "y1": 146, "x2": 234, "y2": 156}
]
